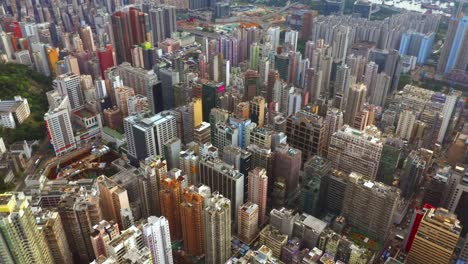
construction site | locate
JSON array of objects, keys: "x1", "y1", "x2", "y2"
[{"x1": 42, "y1": 145, "x2": 119, "y2": 180}]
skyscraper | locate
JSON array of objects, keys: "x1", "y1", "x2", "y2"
[
  {"x1": 267, "y1": 26, "x2": 280, "y2": 51},
  {"x1": 341, "y1": 172, "x2": 400, "y2": 242},
  {"x1": 285, "y1": 30, "x2": 299, "y2": 52},
  {"x1": 58, "y1": 190, "x2": 102, "y2": 263},
  {"x1": 250, "y1": 96, "x2": 265, "y2": 127},
  {"x1": 199, "y1": 158, "x2": 244, "y2": 223},
  {"x1": 117, "y1": 62, "x2": 159, "y2": 97},
  {"x1": 396, "y1": 110, "x2": 417, "y2": 140},
  {"x1": 248, "y1": 167, "x2": 268, "y2": 226},
  {"x1": 438, "y1": 15, "x2": 468, "y2": 73},
  {"x1": 97, "y1": 45, "x2": 116, "y2": 79},
  {"x1": 273, "y1": 144, "x2": 302, "y2": 197},
  {"x1": 406, "y1": 208, "x2": 461, "y2": 264},
  {"x1": 344, "y1": 83, "x2": 367, "y2": 126},
  {"x1": 238, "y1": 201, "x2": 259, "y2": 243},
  {"x1": 111, "y1": 11, "x2": 133, "y2": 64},
  {"x1": 44, "y1": 95, "x2": 76, "y2": 156},
  {"x1": 0, "y1": 193, "x2": 54, "y2": 264},
  {"x1": 36, "y1": 211, "x2": 73, "y2": 264},
  {"x1": 143, "y1": 216, "x2": 174, "y2": 264},
  {"x1": 180, "y1": 185, "x2": 211, "y2": 257},
  {"x1": 250, "y1": 42, "x2": 260, "y2": 70},
  {"x1": 328, "y1": 125, "x2": 383, "y2": 180},
  {"x1": 124, "y1": 113, "x2": 177, "y2": 164},
  {"x1": 53, "y1": 73, "x2": 85, "y2": 111},
  {"x1": 212, "y1": 122, "x2": 239, "y2": 153},
  {"x1": 204, "y1": 193, "x2": 231, "y2": 264},
  {"x1": 138, "y1": 156, "x2": 168, "y2": 217},
  {"x1": 286, "y1": 110, "x2": 326, "y2": 164},
  {"x1": 97, "y1": 175, "x2": 131, "y2": 229},
  {"x1": 159, "y1": 177, "x2": 182, "y2": 241}
]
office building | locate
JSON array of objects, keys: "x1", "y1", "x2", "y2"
[
  {"x1": 400, "y1": 150, "x2": 426, "y2": 199},
  {"x1": 180, "y1": 185, "x2": 210, "y2": 256},
  {"x1": 194, "y1": 122, "x2": 211, "y2": 145},
  {"x1": 97, "y1": 175, "x2": 130, "y2": 229},
  {"x1": 238, "y1": 201, "x2": 259, "y2": 243},
  {"x1": 269, "y1": 207, "x2": 297, "y2": 237},
  {"x1": 163, "y1": 138, "x2": 181, "y2": 170},
  {"x1": 0, "y1": 193, "x2": 54, "y2": 264},
  {"x1": 249, "y1": 167, "x2": 268, "y2": 226},
  {"x1": 143, "y1": 216, "x2": 173, "y2": 264},
  {"x1": 406, "y1": 208, "x2": 461, "y2": 264},
  {"x1": 259, "y1": 225, "x2": 288, "y2": 259},
  {"x1": 124, "y1": 113, "x2": 177, "y2": 163},
  {"x1": 212, "y1": 122, "x2": 239, "y2": 154},
  {"x1": 159, "y1": 177, "x2": 182, "y2": 241},
  {"x1": 247, "y1": 126, "x2": 275, "y2": 149},
  {"x1": 377, "y1": 139, "x2": 402, "y2": 185},
  {"x1": 204, "y1": 193, "x2": 231, "y2": 264},
  {"x1": 293, "y1": 213, "x2": 328, "y2": 249},
  {"x1": 202, "y1": 83, "x2": 225, "y2": 122},
  {"x1": 328, "y1": 125, "x2": 383, "y2": 180},
  {"x1": 286, "y1": 110, "x2": 326, "y2": 164},
  {"x1": 199, "y1": 158, "x2": 244, "y2": 222},
  {"x1": 273, "y1": 144, "x2": 302, "y2": 198},
  {"x1": 341, "y1": 172, "x2": 400, "y2": 241}
]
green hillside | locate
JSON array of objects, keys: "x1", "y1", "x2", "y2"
[{"x1": 0, "y1": 63, "x2": 52, "y2": 144}]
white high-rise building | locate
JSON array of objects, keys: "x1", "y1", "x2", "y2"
[
  {"x1": 267, "y1": 26, "x2": 280, "y2": 52},
  {"x1": 437, "y1": 94, "x2": 458, "y2": 144},
  {"x1": 124, "y1": 113, "x2": 177, "y2": 162},
  {"x1": 395, "y1": 110, "x2": 416, "y2": 140},
  {"x1": 143, "y1": 216, "x2": 173, "y2": 264},
  {"x1": 44, "y1": 95, "x2": 76, "y2": 156},
  {"x1": 0, "y1": 32, "x2": 14, "y2": 61},
  {"x1": 285, "y1": 30, "x2": 299, "y2": 52},
  {"x1": 53, "y1": 73, "x2": 85, "y2": 111}
]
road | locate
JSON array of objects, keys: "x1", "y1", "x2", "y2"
[{"x1": 15, "y1": 137, "x2": 52, "y2": 191}]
